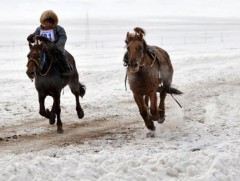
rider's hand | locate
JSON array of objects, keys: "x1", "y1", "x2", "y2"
[{"x1": 27, "y1": 34, "x2": 35, "y2": 43}]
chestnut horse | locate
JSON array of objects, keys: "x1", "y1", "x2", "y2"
[
  {"x1": 26, "y1": 35, "x2": 85, "y2": 133},
  {"x1": 125, "y1": 27, "x2": 182, "y2": 134}
]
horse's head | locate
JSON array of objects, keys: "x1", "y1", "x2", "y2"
[
  {"x1": 26, "y1": 40, "x2": 43, "y2": 79},
  {"x1": 125, "y1": 27, "x2": 147, "y2": 73},
  {"x1": 26, "y1": 35, "x2": 50, "y2": 79}
]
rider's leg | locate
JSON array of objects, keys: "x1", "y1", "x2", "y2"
[{"x1": 55, "y1": 50, "x2": 71, "y2": 77}]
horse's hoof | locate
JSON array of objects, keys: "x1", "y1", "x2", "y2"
[
  {"x1": 157, "y1": 117, "x2": 165, "y2": 124},
  {"x1": 146, "y1": 125, "x2": 156, "y2": 131},
  {"x1": 49, "y1": 119, "x2": 55, "y2": 125},
  {"x1": 158, "y1": 111, "x2": 165, "y2": 124},
  {"x1": 46, "y1": 110, "x2": 56, "y2": 125},
  {"x1": 45, "y1": 109, "x2": 50, "y2": 119},
  {"x1": 77, "y1": 109, "x2": 84, "y2": 119},
  {"x1": 146, "y1": 130, "x2": 155, "y2": 137},
  {"x1": 49, "y1": 114, "x2": 56, "y2": 125},
  {"x1": 57, "y1": 128, "x2": 64, "y2": 134}
]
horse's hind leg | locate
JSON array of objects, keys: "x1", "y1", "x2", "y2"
[
  {"x1": 68, "y1": 78, "x2": 84, "y2": 119},
  {"x1": 133, "y1": 93, "x2": 155, "y2": 131},
  {"x1": 158, "y1": 90, "x2": 167, "y2": 123},
  {"x1": 75, "y1": 92, "x2": 84, "y2": 119}
]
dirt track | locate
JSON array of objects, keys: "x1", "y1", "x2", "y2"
[{"x1": 0, "y1": 117, "x2": 139, "y2": 154}]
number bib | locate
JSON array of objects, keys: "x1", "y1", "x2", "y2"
[{"x1": 40, "y1": 29, "x2": 55, "y2": 41}]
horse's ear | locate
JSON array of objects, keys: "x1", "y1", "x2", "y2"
[
  {"x1": 138, "y1": 32, "x2": 143, "y2": 40},
  {"x1": 134, "y1": 27, "x2": 145, "y2": 40},
  {"x1": 29, "y1": 42, "x2": 33, "y2": 49},
  {"x1": 125, "y1": 32, "x2": 130, "y2": 44}
]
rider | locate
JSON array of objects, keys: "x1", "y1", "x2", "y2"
[{"x1": 29, "y1": 10, "x2": 71, "y2": 77}]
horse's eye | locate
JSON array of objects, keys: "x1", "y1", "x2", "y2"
[{"x1": 138, "y1": 45, "x2": 143, "y2": 51}]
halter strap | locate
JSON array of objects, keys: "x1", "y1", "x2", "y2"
[
  {"x1": 27, "y1": 58, "x2": 40, "y2": 67},
  {"x1": 27, "y1": 56, "x2": 52, "y2": 77}
]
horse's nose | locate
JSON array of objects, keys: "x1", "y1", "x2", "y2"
[
  {"x1": 26, "y1": 71, "x2": 34, "y2": 79},
  {"x1": 130, "y1": 61, "x2": 138, "y2": 68},
  {"x1": 131, "y1": 62, "x2": 138, "y2": 67}
]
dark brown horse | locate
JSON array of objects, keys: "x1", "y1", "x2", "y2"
[
  {"x1": 125, "y1": 27, "x2": 182, "y2": 135},
  {"x1": 26, "y1": 35, "x2": 85, "y2": 133}
]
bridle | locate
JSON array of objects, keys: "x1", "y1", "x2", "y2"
[
  {"x1": 124, "y1": 40, "x2": 159, "y2": 91},
  {"x1": 27, "y1": 45, "x2": 52, "y2": 77},
  {"x1": 27, "y1": 57, "x2": 40, "y2": 67},
  {"x1": 124, "y1": 29, "x2": 183, "y2": 108},
  {"x1": 125, "y1": 42, "x2": 157, "y2": 68}
]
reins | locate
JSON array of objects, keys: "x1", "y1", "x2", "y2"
[
  {"x1": 39, "y1": 57, "x2": 52, "y2": 76},
  {"x1": 27, "y1": 53, "x2": 53, "y2": 77},
  {"x1": 170, "y1": 92, "x2": 182, "y2": 108},
  {"x1": 139, "y1": 54, "x2": 156, "y2": 68}
]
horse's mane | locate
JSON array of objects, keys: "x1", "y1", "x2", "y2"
[
  {"x1": 134, "y1": 27, "x2": 145, "y2": 36},
  {"x1": 125, "y1": 27, "x2": 147, "y2": 49}
]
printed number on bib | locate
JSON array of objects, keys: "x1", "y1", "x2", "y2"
[{"x1": 40, "y1": 29, "x2": 55, "y2": 41}]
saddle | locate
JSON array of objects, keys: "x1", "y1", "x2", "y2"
[{"x1": 40, "y1": 45, "x2": 73, "y2": 73}]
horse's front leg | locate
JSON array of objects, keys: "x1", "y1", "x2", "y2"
[
  {"x1": 133, "y1": 93, "x2": 155, "y2": 131},
  {"x1": 149, "y1": 92, "x2": 159, "y2": 121},
  {"x1": 38, "y1": 93, "x2": 47, "y2": 118},
  {"x1": 144, "y1": 95, "x2": 149, "y2": 107},
  {"x1": 39, "y1": 93, "x2": 56, "y2": 124},
  {"x1": 158, "y1": 90, "x2": 167, "y2": 123},
  {"x1": 52, "y1": 92, "x2": 63, "y2": 133},
  {"x1": 47, "y1": 99, "x2": 56, "y2": 125}
]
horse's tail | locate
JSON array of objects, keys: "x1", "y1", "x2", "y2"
[
  {"x1": 157, "y1": 86, "x2": 183, "y2": 108},
  {"x1": 166, "y1": 87, "x2": 182, "y2": 95},
  {"x1": 79, "y1": 82, "x2": 86, "y2": 98},
  {"x1": 157, "y1": 86, "x2": 182, "y2": 95}
]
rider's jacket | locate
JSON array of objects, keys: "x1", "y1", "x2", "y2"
[{"x1": 33, "y1": 10, "x2": 67, "y2": 52}]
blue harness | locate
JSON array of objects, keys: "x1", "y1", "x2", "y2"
[{"x1": 39, "y1": 52, "x2": 46, "y2": 70}]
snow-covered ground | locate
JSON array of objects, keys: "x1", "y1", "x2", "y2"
[{"x1": 0, "y1": 0, "x2": 240, "y2": 180}]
